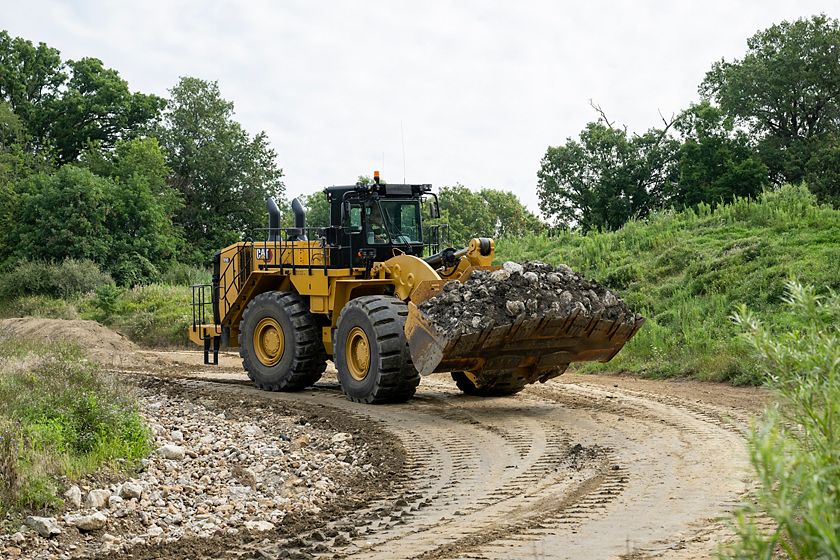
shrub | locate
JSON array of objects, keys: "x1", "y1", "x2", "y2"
[
  {"x1": 110, "y1": 253, "x2": 160, "y2": 287},
  {"x1": 81, "y1": 283, "x2": 193, "y2": 347},
  {"x1": 88, "y1": 283, "x2": 125, "y2": 322},
  {"x1": 722, "y1": 283, "x2": 840, "y2": 558},
  {"x1": 0, "y1": 295, "x2": 79, "y2": 320},
  {"x1": 0, "y1": 340, "x2": 151, "y2": 513},
  {"x1": 159, "y1": 261, "x2": 211, "y2": 286},
  {"x1": 0, "y1": 258, "x2": 112, "y2": 300}
]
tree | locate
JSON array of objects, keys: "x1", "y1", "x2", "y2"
[
  {"x1": 5, "y1": 140, "x2": 183, "y2": 285},
  {"x1": 0, "y1": 30, "x2": 64, "y2": 138},
  {"x1": 302, "y1": 190, "x2": 331, "y2": 228},
  {"x1": 537, "y1": 117, "x2": 679, "y2": 231},
  {"x1": 671, "y1": 101, "x2": 769, "y2": 207},
  {"x1": 44, "y1": 58, "x2": 165, "y2": 163},
  {"x1": 83, "y1": 138, "x2": 184, "y2": 284},
  {"x1": 435, "y1": 185, "x2": 542, "y2": 247},
  {"x1": 0, "y1": 100, "x2": 51, "y2": 259},
  {"x1": 158, "y1": 77, "x2": 285, "y2": 264},
  {"x1": 701, "y1": 15, "x2": 840, "y2": 200},
  {"x1": 8, "y1": 166, "x2": 114, "y2": 264},
  {"x1": 0, "y1": 32, "x2": 163, "y2": 162},
  {"x1": 436, "y1": 185, "x2": 495, "y2": 247}
]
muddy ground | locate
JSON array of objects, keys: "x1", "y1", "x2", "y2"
[{"x1": 2, "y1": 320, "x2": 769, "y2": 559}]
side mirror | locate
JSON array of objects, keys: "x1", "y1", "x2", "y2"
[{"x1": 429, "y1": 201, "x2": 440, "y2": 220}]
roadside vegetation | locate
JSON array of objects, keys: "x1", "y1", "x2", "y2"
[
  {"x1": 0, "y1": 338, "x2": 151, "y2": 515},
  {"x1": 496, "y1": 185, "x2": 840, "y2": 383},
  {"x1": 0, "y1": 260, "x2": 207, "y2": 347},
  {"x1": 722, "y1": 283, "x2": 839, "y2": 559}
]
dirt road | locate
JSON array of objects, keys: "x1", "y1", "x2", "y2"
[{"x1": 127, "y1": 350, "x2": 765, "y2": 560}]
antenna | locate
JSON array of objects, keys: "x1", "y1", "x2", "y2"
[{"x1": 401, "y1": 121, "x2": 406, "y2": 183}]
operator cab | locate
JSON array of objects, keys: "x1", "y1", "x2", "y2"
[{"x1": 323, "y1": 172, "x2": 438, "y2": 269}]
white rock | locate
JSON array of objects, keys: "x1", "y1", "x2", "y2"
[
  {"x1": 119, "y1": 481, "x2": 143, "y2": 500},
  {"x1": 11, "y1": 532, "x2": 25, "y2": 544},
  {"x1": 170, "y1": 430, "x2": 184, "y2": 443},
  {"x1": 146, "y1": 525, "x2": 164, "y2": 537},
  {"x1": 244, "y1": 520, "x2": 275, "y2": 532},
  {"x1": 502, "y1": 261, "x2": 524, "y2": 275},
  {"x1": 108, "y1": 495, "x2": 124, "y2": 509},
  {"x1": 25, "y1": 516, "x2": 61, "y2": 538},
  {"x1": 523, "y1": 271, "x2": 539, "y2": 283},
  {"x1": 490, "y1": 268, "x2": 511, "y2": 282},
  {"x1": 64, "y1": 485, "x2": 82, "y2": 508},
  {"x1": 158, "y1": 444, "x2": 185, "y2": 460},
  {"x1": 505, "y1": 300, "x2": 526, "y2": 317},
  {"x1": 242, "y1": 424, "x2": 264, "y2": 438},
  {"x1": 85, "y1": 489, "x2": 111, "y2": 509},
  {"x1": 330, "y1": 432, "x2": 353, "y2": 444},
  {"x1": 67, "y1": 512, "x2": 108, "y2": 531},
  {"x1": 229, "y1": 486, "x2": 252, "y2": 499}
]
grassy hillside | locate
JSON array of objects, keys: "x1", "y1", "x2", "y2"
[{"x1": 495, "y1": 185, "x2": 840, "y2": 383}]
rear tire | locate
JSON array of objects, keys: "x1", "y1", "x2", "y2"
[
  {"x1": 239, "y1": 291, "x2": 327, "y2": 391},
  {"x1": 334, "y1": 295, "x2": 420, "y2": 404},
  {"x1": 451, "y1": 371, "x2": 527, "y2": 397}
]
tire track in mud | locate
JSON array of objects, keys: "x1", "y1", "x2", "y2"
[{"x1": 132, "y1": 365, "x2": 753, "y2": 560}]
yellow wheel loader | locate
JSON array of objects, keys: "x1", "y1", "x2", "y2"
[{"x1": 188, "y1": 173, "x2": 643, "y2": 403}]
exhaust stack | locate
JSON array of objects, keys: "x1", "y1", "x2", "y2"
[{"x1": 266, "y1": 198, "x2": 281, "y2": 241}]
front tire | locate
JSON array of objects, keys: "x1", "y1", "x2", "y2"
[
  {"x1": 451, "y1": 371, "x2": 527, "y2": 397},
  {"x1": 334, "y1": 296, "x2": 420, "y2": 403},
  {"x1": 239, "y1": 291, "x2": 327, "y2": 391}
]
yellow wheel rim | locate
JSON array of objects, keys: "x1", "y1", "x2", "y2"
[
  {"x1": 253, "y1": 317, "x2": 284, "y2": 367},
  {"x1": 345, "y1": 326, "x2": 371, "y2": 381}
]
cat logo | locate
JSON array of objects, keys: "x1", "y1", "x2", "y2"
[{"x1": 256, "y1": 248, "x2": 273, "y2": 261}]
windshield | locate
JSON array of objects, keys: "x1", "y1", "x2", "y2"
[{"x1": 366, "y1": 200, "x2": 421, "y2": 244}]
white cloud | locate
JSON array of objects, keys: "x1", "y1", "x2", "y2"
[{"x1": 3, "y1": 0, "x2": 838, "y2": 214}]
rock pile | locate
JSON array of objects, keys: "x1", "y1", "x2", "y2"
[
  {"x1": 1, "y1": 384, "x2": 375, "y2": 558},
  {"x1": 418, "y1": 261, "x2": 641, "y2": 337}
]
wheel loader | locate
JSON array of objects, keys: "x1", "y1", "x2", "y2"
[{"x1": 188, "y1": 172, "x2": 642, "y2": 403}]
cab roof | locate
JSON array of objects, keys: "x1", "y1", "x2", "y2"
[{"x1": 323, "y1": 183, "x2": 432, "y2": 201}]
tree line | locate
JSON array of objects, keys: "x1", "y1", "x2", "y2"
[
  {"x1": 0, "y1": 31, "x2": 283, "y2": 284},
  {"x1": 0, "y1": 30, "x2": 541, "y2": 284},
  {"x1": 538, "y1": 14, "x2": 840, "y2": 231},
  {"x1": 2, "y1": 14, "x2": 836, "y2": 284}
]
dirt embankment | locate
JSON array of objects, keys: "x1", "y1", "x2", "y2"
[{"x1": 0, "y1": 318, "x2": 137, "y2": 366}]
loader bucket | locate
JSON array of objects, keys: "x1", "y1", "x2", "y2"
[{"x1": 405, "y1": 300, "x2": 644, "y2": 386}]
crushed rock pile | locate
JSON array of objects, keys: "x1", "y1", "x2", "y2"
[
  {"x1": 0, "y1": 385, "x2": 375, "y2": 558},
  {"x1": 418, "y1": 261, "x2": 641, "y2": 337}
]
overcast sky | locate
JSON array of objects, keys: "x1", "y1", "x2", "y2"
[{"x1": 4, "y1": 1, "x2": 838, "y2": 213}]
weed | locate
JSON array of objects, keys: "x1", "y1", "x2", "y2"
[
  {"x1": 721, "y1": 283, "x2": 840, "y2": 559},
  {"x1": 0, "y1": 340, "x2": 151, "y2": 513},
  {"x1": 0, "y1": 259, "x2": 112, "y2": 300}
]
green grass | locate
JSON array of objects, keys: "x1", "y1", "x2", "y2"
[
  {"x1": 721, "y1": 283, "x2": 840, "y2": 559},
  {"x1": 0, "y1": 260, "x2": 206, "y2": 347},
  {"x1": 496, "y1": 185, "x2": 840, "y2": 383},
  {"x1": 80, "y1": 283, "x2": 194, "y2": 347},
  {"x1": 0, "y1": 339, "x2": 151, "y2": 514}
]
